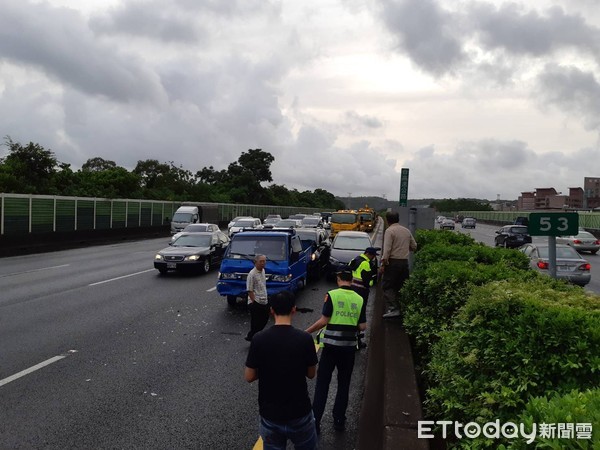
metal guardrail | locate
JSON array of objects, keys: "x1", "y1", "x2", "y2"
[
  {"x1": 0, "y1": 193, "x2": 322, "y2": 236},
  {"x1": 456, "y1": 210, "x2": 600, "y2": 230}
]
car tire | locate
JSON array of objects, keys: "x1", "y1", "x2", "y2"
[
  {"x1": 504, "y1": 241, "x2": 509, "y2": 248},
  {"x1": 227, "y1": 295, "x2": 237, "y2": 307},
  {"x1": 158, "y1": 268, "x2": 168, "y2": 275},
  {"x1": 201, "y1": 258, "x2": 211, "y2": 274},
  {"x1": 591, "y1": 250, "x2": 598, "y2": 255}
]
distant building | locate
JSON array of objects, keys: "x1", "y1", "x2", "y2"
[
  {"x1": 567, "y1": 187, "x2": 584, "y2": 209},
  {"x1": 517, "y1": 192, "x2": 535, "y2": 210},
  {"x1": 517, "y1": 187, "x2": 581, "y2": 211},
  {"x1": 584, "y1": 177, "x2": 600, "y2": 209}
]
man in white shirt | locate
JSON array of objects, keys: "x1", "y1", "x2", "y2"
[{"x1": 245, "y1": 254, "x2": 270, "y2": 341}]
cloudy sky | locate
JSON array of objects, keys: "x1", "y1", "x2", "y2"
[{"x1": 1, "y1": 0, "x2": 600, "y2": 201}]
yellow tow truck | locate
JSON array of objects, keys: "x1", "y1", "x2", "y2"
[
  {"x1": 357, "y1": 206, "x2": 376, "y2": 232},
  {"x1": 329, "y1": 210, "x2": 361, "y2": 238}
]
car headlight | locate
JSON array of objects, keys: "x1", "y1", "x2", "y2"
[
  {"x1": 271, "y1": 274, "x2": 293, "y2": 282},
  {"x1": 185, "y1": 255, "x2": 201, "y2": 261},
  {"x1": 219, "y1": 272, "x2": 237, "y2": 280},
  {"x1": 155, "y1": 254, "x2": 163, "y2": 260},
  {"x1": 311, "y1": 253, "x2": 317, "y2": 261}
]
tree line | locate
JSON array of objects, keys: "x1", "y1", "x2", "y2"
[{"x1": 0, "y1": 137, "x2": 345, "y2": 210}]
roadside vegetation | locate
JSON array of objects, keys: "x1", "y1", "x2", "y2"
[
  {"x1": 397, "y1": 229, "x2": 600, "y2": 449},
  {"x1": 0, "y1": 137, "x2": 345, "y2": 210}
]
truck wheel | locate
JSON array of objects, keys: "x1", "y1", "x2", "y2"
[
  {"x1": 227, "y1": 295, "x2": 237, "y2": 307},
  {"x1": 201, "y1": 258, "x2": 210, "y2": 274}
]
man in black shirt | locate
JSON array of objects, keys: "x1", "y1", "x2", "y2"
[{"x1": 245, "y1": 291, "x2": 318, "y2": 450}]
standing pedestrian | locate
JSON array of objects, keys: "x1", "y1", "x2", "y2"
[
  {"x1": 349, "y1": 246, "x2": 379, "y2": 348},
  {"x1": 245, "y1": 254, "x2": 269, "y2": 341},
  {"x1": 380, "y1": 211, "x2": 417, "y2": 319},
  {"x1": 305, "y1": 270, "x2": 367, "y2": 434},
  {"x1": 244, "y1": 291, "x2": 319, "y2": 450}
]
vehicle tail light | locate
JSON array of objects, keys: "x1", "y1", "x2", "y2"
[
  {"x1": 537, "y1": 261, "x2": 549, "y2": 270},
  {"x1": 578, "y1": 263, "x2": 591, "y2": 271},
  {"x1": 573, "y1": 239, "x2": 582, "y2": 244},
  {"x1": 595, "y1": 240, "x2": 600, "y2": 245}
]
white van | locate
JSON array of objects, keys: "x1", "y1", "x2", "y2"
[{"x1": 170, "y1": 206, "x2": 200, "y2": 234}]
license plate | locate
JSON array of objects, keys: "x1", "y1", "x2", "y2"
[{"x1": 167, "y1": 262, "x2": 177, "y2": 269}]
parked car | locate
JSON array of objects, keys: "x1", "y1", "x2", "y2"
[
  {"x1": 518, "y1": 243, "x2": 591, "y2": 287},
  {"x1": 436, "y1": 215, "x2": 446, "y2": 224},
  {"x1": 556, "y1": 231, "x2": 600, "y2": 254},
  {"x1": 301, "y1": 216, "x2": 324, "y2": 228},
  {"x1": 494, "y1": 225, "x2": 532, "y2": 248},
  {"x1": 154, "y1": 231, "x2": 230, "y2": 275},
  {"x1": 228, "y1": 218, "x2": 262, "y2": 236},
  {"x1": 327, "y1": 231, "x2": 373, "y2": 278},
  {"x1": 272, "y1": 219, "x2": 302, "y2": 229},
  {"x1": 227, "y1": 216, "x2": 253, "y2": 230},
  {"x1": 295, "y1": 227, "x2": 331, "y2": 280},
  {"x1": 440, "y1": 219, "x2": 456, "y2": 230},
  {"x1": 263, "y1": 215, "x2": 282, "y2": 228},
  {"x1": 170, "y1": 223, "x2": 220, "y2": 243},
  {"x1": 461, "y1": 217, "x2": 476, "y2": 229}
]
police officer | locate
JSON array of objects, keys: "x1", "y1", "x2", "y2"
[
  {"x1": 349, "y1": 247, "x2": 378, "y2": 348},
  {"x1": 305, "y1": 270, "x2": 367, "y2": 435}
]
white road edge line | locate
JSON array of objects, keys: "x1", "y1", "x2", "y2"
[
  {"x1": 89, "y1": 269, "x2": 155, "y2": 286},
  {"x1": 0, "y1": 350, "x2": 78, "y2": 388},
  {"x1": 0, "y1": 264, "x2": 70, "y2": 279},
  {"x1": 206, "y1": 287, "x2": 217, "y2": 292}
]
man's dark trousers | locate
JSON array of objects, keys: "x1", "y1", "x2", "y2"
[
  {"x1": 248, "y1": 301, "x2": 269, "y2": 339},
  {"x1": 312, "y1": 345, "x2": 356, "y2": 426}
]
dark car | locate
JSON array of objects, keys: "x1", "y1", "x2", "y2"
[
  {"x1": 327, "y1": 231, "x2": 373, "y2": 279},
  {"x1": 154, "y1": 231, "x2": 230, "y2": 274},
  {"x1": 295, "y1": 227, "x2": 330, "y2": 280},
  {"x1": 494, "y1": 225, "x2": 532, "y2": 248},
  {"x1": 514, "y1": 216, "x2": 529, "y2": 226}
]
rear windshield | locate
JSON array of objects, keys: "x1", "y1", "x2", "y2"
[
  {"x1": 331, "y1": 213, "x2": 358, "y2": 224},
  {"x1": 510, "y1": 227, "x2": 529, "y2": 234},
  {"x1": 333, "y1": 235, "x2": 371, "y2": 250},
  {"x1": 537, "y1": 246, "x2": 580, "y2": 259},
  {"x1": 228, "y1": 236, "x2": 287, "y2": 261}
]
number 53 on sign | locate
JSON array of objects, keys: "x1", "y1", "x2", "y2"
[{"x1": 528, "y1": 212, "x2": 579, "y2": 236}]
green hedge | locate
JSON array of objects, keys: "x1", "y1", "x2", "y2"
[
  {"x1": 426, "y1": 280, "x2": 600, "y2": 434},
  {"x1": 402, "y1": 260, "x2": 538, "y2": 368},
  {"x1": 507, "y1": 389, "x2": 600, "y2": 449}
]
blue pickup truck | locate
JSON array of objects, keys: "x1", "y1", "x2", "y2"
[{"x1": 216, "y1": 229, "x2": 310, "y2": 306}]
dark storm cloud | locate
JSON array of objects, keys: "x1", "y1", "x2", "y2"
[
  {"x1": 90, "y1": 2, "x2": 204, "y2": 43},
  {"x1": 536, "y1": 64, "x2": 600, "y2": 131},
  {"x1": 0, "y1": 2, "x2": 165, "y2": 104},
  {"x1": 469, "y1": 3, "x2": 600, "y2": 59},
  {"x1": 378, "y1": 0, "x2": 466, "y2": 76},
  {"x1": 377, "y1": 0, "x2": 600, "y2": 76}
]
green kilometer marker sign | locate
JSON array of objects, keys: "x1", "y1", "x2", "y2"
[
  {"x1": 399, "y1": 168, "x2": 409, "y2": 207},
  {"x1": 528, "y1": 212, "x2": 579, "y2": 236}
]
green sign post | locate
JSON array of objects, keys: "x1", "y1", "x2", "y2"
[
  {"x1": 528, "y1": 212, "x2": 579, "y2": 279},
  {"x1": 528, "y1": 212, "x2": 579, "y2": 236},
  {"x1": 399, "y1": 168, "x2": 409, "y2": 207}
]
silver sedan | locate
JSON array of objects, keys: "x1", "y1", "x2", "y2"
[
  {"x1": 556, "y1": 231, "x2": 600, "y2": 254},
  {"x1": 519, "y1": 243, "x2": 591, "y2": 287}
]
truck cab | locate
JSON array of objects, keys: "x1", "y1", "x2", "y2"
[
  {"x1": 171, "y1": 206, "x2": 200, "y2": 235},
  {"x1": 330, "y1": 210, "x2": 361, "y2": 238},
  {"x1": 216, "y1": 229, "x2": 310, "y2": 307}
]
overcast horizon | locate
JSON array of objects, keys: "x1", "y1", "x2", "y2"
[{"x1": 1, "y1": 0, "x2": 600, "y2": 202}]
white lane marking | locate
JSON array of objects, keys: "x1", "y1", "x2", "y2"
[
  {"x1": 0, "y1": 350, "x2": 77, "y2": 388},
  {"x1": 89, "y1": 269, "x2": 155, "y2": 286},
  {"x1": 206, "y1": 287, "x2": 217, "y2": 292},
  {"x1": 0, "y1": 264, "x2": 70, "y2": 279}
]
